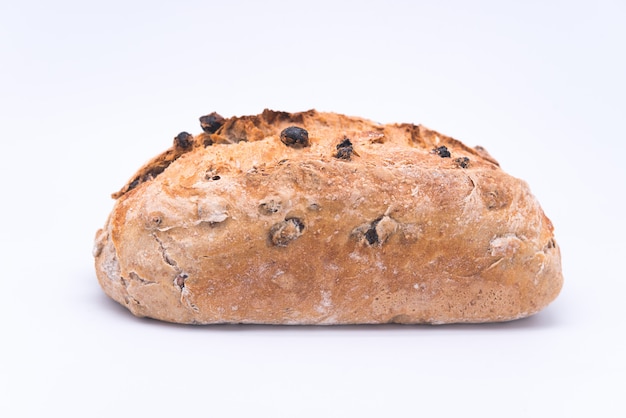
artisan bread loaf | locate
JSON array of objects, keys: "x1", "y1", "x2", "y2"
[{"x1": 93, "y1": 109, "x2": 562, "y2": 324}]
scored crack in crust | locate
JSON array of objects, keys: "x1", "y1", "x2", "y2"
[{"x1": 94, "y1": 109, "x2": 563, "y2": 324}]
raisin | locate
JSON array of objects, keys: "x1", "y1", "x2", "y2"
[
  {"x1": 269, "y1": 217, "x2": 305, "y2": 246},
  {"x1": 454, "y1": 156, "x2": 470, "y2": 168},
  {"x1": 434, "y1": 146, "x2": 451, "y2": 158},
  {"x1": 365, "y1": 227, "x2": 379, "y2": 245},
  {"x1": 335, "y1": 138, "x2": 354, "y2": 160},
  {"x1": 174, "y1": 273, "x2": 188, "y2": 290},
  {"x1": 364, "y1": 217, "x2": 382, "y2": 245},
  {"x1": 354, "y1": 216, "x2": 398, "y2": 246},
  {"x1": 174, "y1": 132, "x2": 194, "y2": 150},
  {"x1": 280, "y1": 126, "x2": 310, "y2": 148},
  {"x1": 199, "y1": 112, "x2": 226, "y2": 133}
]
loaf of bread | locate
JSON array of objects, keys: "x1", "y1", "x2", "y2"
[{"x1": 93, "y1": 109, "x2": 562, "y2": 324}]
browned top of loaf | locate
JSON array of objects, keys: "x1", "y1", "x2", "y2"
[{"x1": 112, "y1": 109, "x2": 500, "y2": 199}]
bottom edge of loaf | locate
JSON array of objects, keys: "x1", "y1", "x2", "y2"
[{"x1": 102, "y1": 303, "x2": 548, "y2": 326}]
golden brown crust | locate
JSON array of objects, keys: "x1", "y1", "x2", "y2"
[{"x1": 94, "y1": 109, "x2": 562, "y2": 324}]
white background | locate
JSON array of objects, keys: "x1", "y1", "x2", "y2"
[{"x1": 1, "y1": 1, "x2": 625, "y2": 417}]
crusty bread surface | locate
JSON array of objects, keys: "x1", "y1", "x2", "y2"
[{"x1": 94, "y1": 109, "x2": 562, "y2": 324}]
